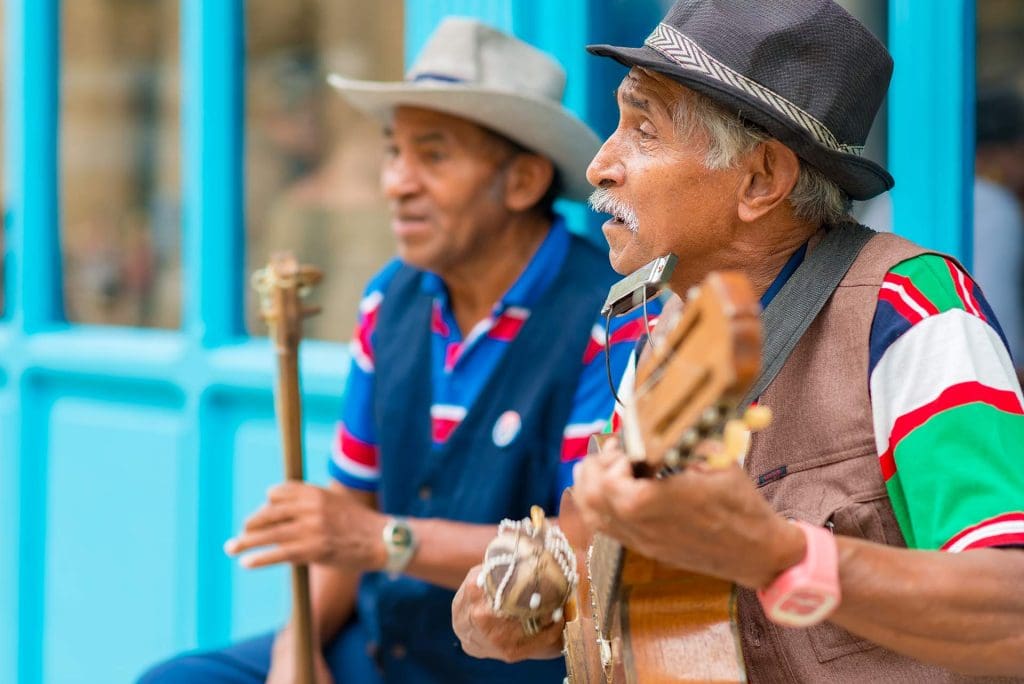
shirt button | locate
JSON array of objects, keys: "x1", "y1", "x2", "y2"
[
  {"x1": 751, "y1": 624, "x2": 764, "y2": 648},
  {"x1": 390, "y1": 643, "x2": 407, "y2": 659},
  {"x1": 418, "y1": 486, "x2": 432, "y2": 501}
]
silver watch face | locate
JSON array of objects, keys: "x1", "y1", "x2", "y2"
[{"x1": 388, "y1": 521, "x2": 413, "y2": 550}]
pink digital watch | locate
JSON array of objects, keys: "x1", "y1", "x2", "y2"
[{"x1": 757, "y1": 520, "x2": 841, "y2": 627}]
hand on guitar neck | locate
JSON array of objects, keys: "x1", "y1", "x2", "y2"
[
  {"x1": 571, "y1": 434, "x2": 805, "y2": 592},
  {"x1": 569, "y1": 272, "x2": 804, "y2": 591}
]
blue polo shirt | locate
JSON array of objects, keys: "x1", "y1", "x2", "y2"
[{"x1": 329, "y1": 217, "x2": 652, "y2": 498}]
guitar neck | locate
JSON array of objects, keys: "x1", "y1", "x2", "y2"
[{"x1": 589, "y1": 532, "x2": 626, "y2": 640}]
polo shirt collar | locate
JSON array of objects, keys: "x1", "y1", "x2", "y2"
[{"x1": 420, "y1": 215, "x2": 571, "y2": 312}]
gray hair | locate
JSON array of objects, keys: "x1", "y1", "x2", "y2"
[{"x1": 671, "y1": 88, "x2": 851, "y2": 226}]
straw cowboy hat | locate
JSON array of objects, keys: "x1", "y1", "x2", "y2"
[
  {"x1": 588, "y1": 0, "x2": 894, "y2": 200},
  {"x1": 328, "y1": 17, "x2": 601, "y2": 202}
]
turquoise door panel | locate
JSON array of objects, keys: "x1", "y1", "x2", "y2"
[
  {"x1": 225, "y1": 398, "x2": 339, "y2": 641},
  {"x1": 229, "y1": 415, "x2": 292, "y2": 640},
  {"x1": 0, "y1": 375, "x2": 17, "y2": 684},
  {"x1": 889, "y1": 0, "x2": 975, "y2": 266},
  {"x1": 43, "y1": 396, "x2": 190, "y2": 684}
]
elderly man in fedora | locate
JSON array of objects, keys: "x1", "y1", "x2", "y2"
[
  {"x1": 453, "y1": 0, "x2": 1024, "y2": 679},
  {"x1": 140, "y1": 18, "x2": 651, "y2": 684}
]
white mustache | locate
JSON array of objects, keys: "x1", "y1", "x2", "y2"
[{"x1": 588, "y1": 188, "x2": 639, "y2": 234}]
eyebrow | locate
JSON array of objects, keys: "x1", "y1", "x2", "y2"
[
  {"x1": 381, "y1": 128, "x2": 448, "y2": 146},
  {"x1": 413, "y1": 132, "x2": 447, "y2": 145},
  {"x1": 614, "y1": 85, "x2": 651, "y2": 112}
]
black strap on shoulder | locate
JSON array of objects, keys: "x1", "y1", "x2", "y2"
[{"x1": 740, "y1": 223, "x2": 876, "y2": 408}]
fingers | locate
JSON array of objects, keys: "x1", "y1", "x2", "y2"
[
  {"x1": 459, "y1": 601, "x2": 542, "y2": 662},
  {"x1": 573, "y1": 452, "x2": 646, "y2": 529},
  {"x1": 266, "y1": 481, "x2": 312, "y2": 503},
  {"x1": 454, "y1": 564, "x2": 566, "y2": 663},
  {"x1": 225, "y1": 521, "x2": 304, "y2": 556},
  {"x1": 241, "y1": 501, "x2": 305, "y2": 533},
  {"x1": 237, "y1": 541, "x2": 317, "y2": 569}
]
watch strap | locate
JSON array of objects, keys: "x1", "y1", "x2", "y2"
[{"x1": 757, "y1": 520, "x2": 841, "y2": 627}]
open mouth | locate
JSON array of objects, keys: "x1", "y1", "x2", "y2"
[{"x1": 589, "y1": 188, "x2": 639, "y2": 233}]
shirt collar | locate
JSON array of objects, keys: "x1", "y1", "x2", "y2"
[
  {"x1": 420, "y1": 215, "x2": 571, "y2": 311},
  {"x1": 760, "y1": 241, "x2": 808, "y2": 309}
]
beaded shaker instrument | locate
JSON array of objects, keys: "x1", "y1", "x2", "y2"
[{"x1": 479, "y1": 506, "x2": 578, "y2": 635}]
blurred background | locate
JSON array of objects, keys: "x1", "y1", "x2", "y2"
[{"x1": 0, "y1": 1, "x2": 1021, "y2": 682}]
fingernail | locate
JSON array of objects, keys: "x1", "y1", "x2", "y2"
[
  {"x1": 240, "y1": 554, "x2": 254, "y2": 568},
  {"x1": 223, "y1": 539, "x2": 237, "y2": 555}
]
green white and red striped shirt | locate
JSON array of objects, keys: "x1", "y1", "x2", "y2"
[
  {"x1": 610, "y1": 251, "x2": 1024, "y2": 553},
  {"x1": 869, "y1": 253, "x2": 1024, "y2": 551}
]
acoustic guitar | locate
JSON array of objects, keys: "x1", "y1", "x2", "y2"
[
  {"x1": 252, "y1": 254, "x2": 323, "y2": 684},
  {"x1": 560, "y1": 270, "x2": 765, "y2": 684}
]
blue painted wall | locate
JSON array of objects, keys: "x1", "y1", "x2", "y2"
[
  {"x1": 889, "y1": 0, "x2": 975, "y2": 267},
  {"x1": 0, "y1": 1, "x2": 973, "y2": 682}
]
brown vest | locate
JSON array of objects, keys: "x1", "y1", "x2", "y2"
[{"x1": 737, "y1": 232, "x2": 1020, "y2": 683}]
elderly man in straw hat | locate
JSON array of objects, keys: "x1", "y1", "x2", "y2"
[
  {"x1": 454, "y1": 0, "x2": 1024, "y2": 679},
  {"x1": 139, "y1": 17, "x2": 651, "y2": 684}
]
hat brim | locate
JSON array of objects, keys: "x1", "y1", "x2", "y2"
[
  {"x1": 327, "y1": 74, "x2": 601, "y2": 203},
  {"x1": 586, "y1": 44, "x2": 893, "y2": 201}
]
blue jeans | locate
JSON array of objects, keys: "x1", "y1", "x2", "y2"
[{"x1": 137, "y1": 621, "x2": 382, "y2": 684}]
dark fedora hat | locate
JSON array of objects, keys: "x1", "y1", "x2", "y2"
[{"x1": 588, "y1": 0, "x2": 894, "y2": 200}]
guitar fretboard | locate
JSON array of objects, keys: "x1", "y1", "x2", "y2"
[{"x1": 588, "y1": 531, "x2": 625, "y2": 640}]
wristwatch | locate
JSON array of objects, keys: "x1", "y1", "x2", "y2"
[
  {"x1": 381, "y1": 517, "x2": 417, "y2": 577},
  {"x1": 757, "y1": 520, "x2": 841, "y2": 627}
]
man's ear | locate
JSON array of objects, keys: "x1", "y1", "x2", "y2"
[
  {"x1": 503, "y1": 154, "x2": 555, "y2": 212},
  {"x1": 735, "y1": 141, "x2": 801, "y2": 223}
]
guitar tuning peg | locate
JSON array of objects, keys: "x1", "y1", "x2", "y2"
[
  {"x1": 700, "y1": 405, "x2": 720, "y2": 428},
  {"x1": 707, "y1": 418, "x2": 748, "y2": 469},
  {"x1": 679, "y1": 428, "x2": 699, "y2": 449},
  {"x1": 742, "y1": 405, "x2": 773, "y2": 432},
  {"x1": 664, "y1": 448, "x2": 682, "y2": 470}
]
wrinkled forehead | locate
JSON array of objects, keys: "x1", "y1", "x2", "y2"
[{"x1": 616, "y1": 67, "x2": 688, "y2": 116}]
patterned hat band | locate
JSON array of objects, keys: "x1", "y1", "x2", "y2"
[{"x1": 644, "y1": 23, "x2": 864, "y2": 156}]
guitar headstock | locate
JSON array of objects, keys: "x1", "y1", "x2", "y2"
[
  {"x1": 628, "y1": 271, "x2": 762, "y2": 476},
  {"x1": 251, "y1": 253, "x2": 323, "y2": 351}
]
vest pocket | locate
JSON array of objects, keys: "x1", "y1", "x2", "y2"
[
  {"x1": 806, "y1": 620, "x2": 879, "y2": 662},
  {"x1": 808, "y1": 493, "x2": 897, "y2": 662},
  {"x1": 777, "y1": 490, "x2": 896, "y2": 663}
]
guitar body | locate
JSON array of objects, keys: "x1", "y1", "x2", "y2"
[{"x1": 560, "y1": 490, "x2": 745, "y2": 684}]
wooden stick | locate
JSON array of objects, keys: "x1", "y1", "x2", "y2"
[
  {"x1": 254, "y1": 255, "x2": 323, "y2": 684},
  {"x1": 274, "y1": 347, "x2": 315, "y2": 684}
]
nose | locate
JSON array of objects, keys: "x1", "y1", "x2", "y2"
[
  {"x1": 586, "y1": 134, "x2": 626, "y2": 189},
  {"x1": 381, "y1": 152, "x2": 421, "y2": 200}
]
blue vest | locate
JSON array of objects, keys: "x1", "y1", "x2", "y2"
[{"x1": 358, "y1": 235, "x2": 615, "y2": 683}]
